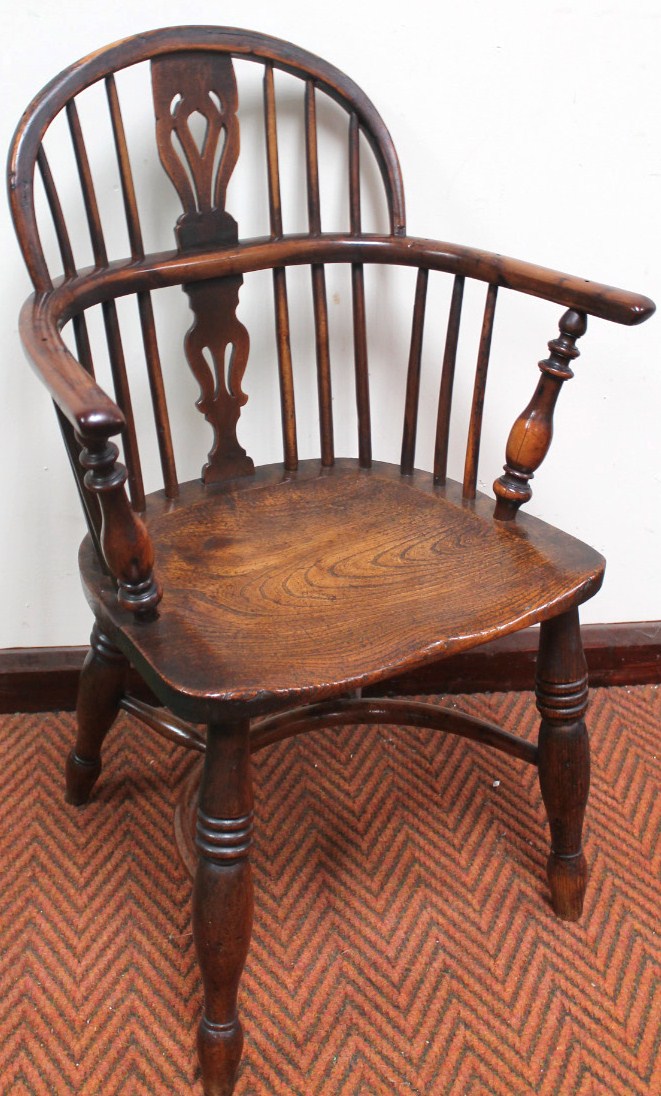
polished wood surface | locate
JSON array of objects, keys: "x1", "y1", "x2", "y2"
[
  {"x1": 536, "y1": 609, "x2": 590, "y2": 920},
  {"x1": 65, "y1": 625, "x2": 128, "y2": 806},
  {"x1": 8, "y1": 26, "x2": 654, "y2": 1095},
  {"x1": 494, "y1": 309, "x2": 587, "y2": 520},
  {"x1": 79, "y1": 461, "x2": 604, "y2": 720},
  {"x1": 4, "y1": 621, "x2": 659, "y2": 715}
]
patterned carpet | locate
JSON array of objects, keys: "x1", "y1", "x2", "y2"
[{"x1": 1, "y1": 686, "x2": 659, "y2": 1094}]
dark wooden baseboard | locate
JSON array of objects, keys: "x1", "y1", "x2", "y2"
[
  {"x1": 1, "y1": 621, "x2": 660, "y2": 714},
  {"x1": 366, "y1": 621, "x2": 661, "y2": 697}
]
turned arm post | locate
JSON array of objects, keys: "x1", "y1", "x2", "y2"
[
  {"x1": 493, "y1": 308, "x2": 587, "y2": 520},
  {"x1": 77, "y1": 432, "x2": 162, "y2": 619}
]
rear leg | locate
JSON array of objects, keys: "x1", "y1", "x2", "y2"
[{"x1": 65, "y1": 623, "x2": 128, "y2": 805}]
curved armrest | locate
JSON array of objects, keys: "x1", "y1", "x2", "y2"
[
  {"x1": 44, "y1": 234, "x2": 655, "y2": 330},
  {"x1": 398, "y1": 236, "x2": 655, "y2": 326},
  {"x1": 20, "y1": 294, "x2": 161, "y2": 619},
  {"x1": 21, "y1": 232, "x2": 653, "y2": 548},
  {"x1": 20, "y1": 293, "x2": 125, "y2": 437}
]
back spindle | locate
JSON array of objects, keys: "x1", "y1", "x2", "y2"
[
  {"x1": 349, "y1": 114, "x2": 371, "y2": 467},
  {"x1": 263, "y1": 64, "x2": 298, "y2": 470},
  {"x1": 462, "y1": 283, "x2": 498, "y2": 499},
  {"x1": 67, "y1": 97, "x2": 145, "y2": 510},
  {"x1": 36, "y1": 147, "x2": 75, "y2": 281},
  {"x1": 263, "y1": 63, "x2": 283, "y2": 239},
  {"x1": 37, "y1": 146, "x2": 96, "y2": 376},
  {"x1": 106, "y1": 75, "x2": 179, "y2": 498},
  {"x1": 400, "y1": 268, "x2": 429, "y2": 475},
  {"x1": 493, "y1": 309, "x2": 587, "y2": 520},
  {"x1": 136, "y1": 293, "x2": 179, "y2": 497},
  {"x1": 433, "y1": 275, "x2": 465, "y2": 485},
  {"x1": 349, "y1": 113, "x2": 361, "y2": 237},
  {"x1": 305, "y1": 81, "x2": 334, "y2": 467},
  {"x1": 105, "y1": 75, "x2": 143, "y2": 261},
  {"x1": 37, "y1": 144, "x2": 103, "y2": 545}
]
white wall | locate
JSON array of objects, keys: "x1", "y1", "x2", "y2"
[{"x1": 1, "y1": 0, "x2": 659, "y2": 648}]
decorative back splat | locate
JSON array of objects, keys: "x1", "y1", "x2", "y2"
[
  {"x1": 152, "y1": 52, "x2": 253, "y2": 481},
  {"x1": 152, "y1": 52, "x2": 240, "y2": 245}
]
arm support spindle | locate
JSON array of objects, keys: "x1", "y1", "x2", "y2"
[
  {"x1": 78, "y1": 435, "x2": 162, "y2": 619},
  {"x1": 493, "y1": 309, "x2": 587, "y2": 521}
]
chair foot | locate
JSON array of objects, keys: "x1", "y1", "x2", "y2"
[
  {"x1": 197, "y1": 1017, "x2": 244, "y2": 1096},
  {"x1": 193, "y1": 719, "x2": 254, "y2": 1096},
  {"x1": 65, "y1": 624, "x2": 128, "y2": 805},
  {"x1": 65, "y1": 751, "x2": 103, "y2": 806},
  {"x1": 536, "y1": 608, "x2": 590, "y2": 922},
  {"x1": 546, "y1": 849, "x2": 588, "y2": 921}
]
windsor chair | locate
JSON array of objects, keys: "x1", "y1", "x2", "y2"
[{"x1": 8, "y1": 26, "x2": 654, "y2": 1095}]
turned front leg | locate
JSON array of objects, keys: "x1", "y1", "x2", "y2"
[
  {"x1": 193, "y1": 719, "x2": 254, "y2": 1096},
  {"x1": 65, "y1": 623, "x2": 128, "y2": 805},
  {"x1": 536, "y1": 608, "x2": 590, "y2": 921}
]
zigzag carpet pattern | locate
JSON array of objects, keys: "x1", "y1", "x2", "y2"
[{"x1": 0, "y1": 686, "x2": 658, "y2": 1094}]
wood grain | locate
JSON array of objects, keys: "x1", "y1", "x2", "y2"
[
  {"x1": 4, "y1": 621, "x2": 658, "y2": 714},
  {"x1": 7, "y1": 27, "x2": 657, "y2": 1095},
  {"x1": 78, "y1": 460, "x2": 604, "y2": 721}
]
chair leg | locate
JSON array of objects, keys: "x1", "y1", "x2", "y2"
[
  {"x1": 536, "y1": 607, "x2": 590, "y2": 921},
  {"x1": 65, "y1": 623, "x2": 128, "y2": 806},
  {"x1": 193, "y1": 718, "x2": 254, "y2": 1096}
]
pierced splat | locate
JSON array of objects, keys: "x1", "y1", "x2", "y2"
[
  {"x1": 152, "y1": 52, "x2": 240, "y2": 248},
  {"x1": 184, "y1": 276, "x2": 254, "y2": 481},
  {"x1": 152, "y1": 52, "x2": 253, "y2": 480}
]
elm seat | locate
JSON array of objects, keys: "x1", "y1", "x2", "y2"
[
  {"x1": 8, "y1": 25, "x2": 653, "y2": 1096},
  {"x1": 80, "y1": 461, "x2": 605, "y2": 718}
]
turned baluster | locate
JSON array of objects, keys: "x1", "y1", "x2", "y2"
[
  {"x1": 493, "y1": 308, "x2": 587, "y2": 520},
  {"x1": 77, "y1": 435, "x2": 161, "y2": 619}
]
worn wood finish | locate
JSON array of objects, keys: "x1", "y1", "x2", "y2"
[
  {"x1": 463, "y1": 283, "x2": 498, "y2": 499},
  {"x1": 136, "y1": 291, "x2": 180, "y2": 497},
  {"x1": 77, "y1": 460, "x2": 604, "y2": 722},
  {"x1": 54, "y1": 404, "x2": 104, "y2": 559},
  {"x1": 433, "y1": 274, "x2": 464, "y2": 485},
  {"x1": 106, "y1": 74, "x2": 143, "y2": 260},
  {"x1": 304, "y1": 81, "x2": 335, "y2": 466},
  {"x1": 9, "y1": 25, "x2": 407, "y2": 292},
  {"x1": 271, "y1": 266, "x2": 298, "y2": 470},
  {"x1": 352, "y1": 260, "x2": 371, "y2": 466},
  {"x1": 263, "y1": 64, "x2": 283, "y2": 239},
  {"x1": 152, "y1": 52, "x2": 254, "y2": 484},
  {"x1": 263, "y1": 63, "x2": 298, "y2": 470},
  {"x1": 94, "y1": 695, "x2": 541, "y2": 765},
  {"x1": 17, "y1": 235, "x2": 653, "y2": 492},
  {"x1": 250, "y1": 696, "x2": 538, "y2": 763},
  {"x1": 36, "y1": 146, "x2": 75, "y2": 280},
  {"x1": 371, "y1": 620, "x2": 661, "y2": 695},
  {"x1": 536, "y1": 608, "x2": 590, "y2": 920},
  {"x1": 8, "y1": 27, "x2": 656, "y2": 1095},
  {"x1": 107, "y1": 71, "x2": 180, "y2": 496},
  {"x1": 119, "y1": 694, "x2": 206, "y2": 753},
  {"x1": 4, "y1": 621, "x2": 660, "y2": 714},
  {"x1": 67, "y1": 97, "x2": 146, "y2": 511},
  {"x1": 175, "y1": 694, "x2": 540, "y2": 879},
  {"x1": 348, "y1": 112, "x2": 372, "y2": 466},
  {"x1": 65, "y1": 625, "x2": 128, "y2": 805},
  {"x1": 494, "y1": 309, "x2": 587, "y2": 520},
  {"x1": 401, "y1": 268, "x2": 429, "y2": 475},
  {"x1": 193, "y1": 718, "x2": 254, "y2": 1096},
  {"x1": 77, "y1": 435, "x2": 162, "y2": 617},
  {"x1": 33, "y1": 236, "x2": 655, "y2": 328}
]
